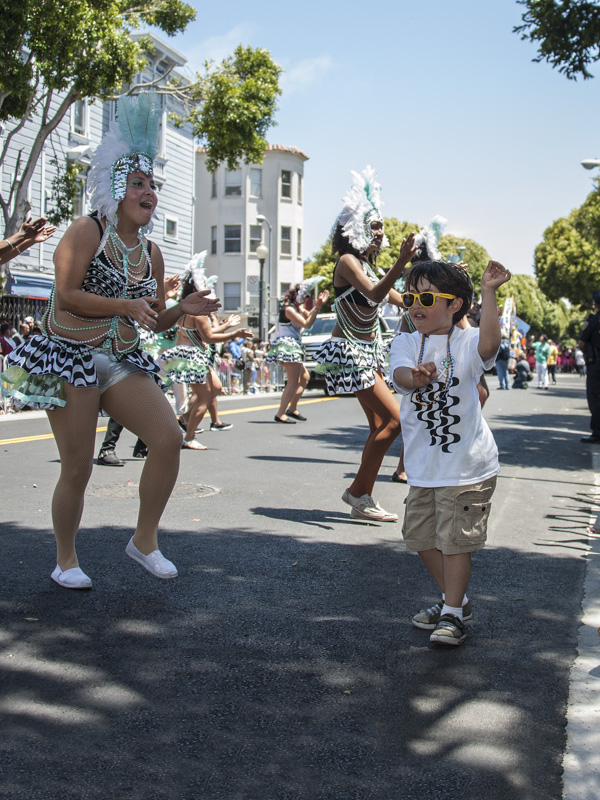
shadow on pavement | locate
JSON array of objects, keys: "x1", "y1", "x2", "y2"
[{"x1": 0, "y1": 519, "x2": 586, "y2": 800}]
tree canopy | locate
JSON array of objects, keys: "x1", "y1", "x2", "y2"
[
  {"x1": 0, "y1": 1, "x2": 281, "y2": 233},
  {"x1": 304, "y1": 216, "x2": 576, "y2": 341},
  {"x1": 514, "y1": 0, "x2": 600, "y2": 80},
  {"x1": 534, "y1": 181, "x2": 600, "y2": 305}
]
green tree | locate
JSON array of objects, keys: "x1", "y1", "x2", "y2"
[
  {"x1": 0, "y1": 1, "x2": 281, "y2": 233},
  {"x1": 514, "y1": 0, "x2": 600, "y2": 80},
  {"x1": 534, "y1": 186, "x2": 600, "y2": 306}
]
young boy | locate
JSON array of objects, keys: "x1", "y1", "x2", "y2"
[{"x1": 389, "y1": 259, "x2": 511, "y2": 646}]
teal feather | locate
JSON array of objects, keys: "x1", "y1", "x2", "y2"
[
  {"x1": 429, "y1": 215, "x2": 447, "y2": 244},
  {"x1": 117, "y1": 93, "x2": 162, "y2": 160}
]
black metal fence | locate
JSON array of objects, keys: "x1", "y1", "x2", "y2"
[{"x1": 0, "y1": 295, "x2": 48, "y2": 327}]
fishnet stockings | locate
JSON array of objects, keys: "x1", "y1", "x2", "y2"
[{"x1": 47, "y1": 374, "x2": 182, "y2": 569}]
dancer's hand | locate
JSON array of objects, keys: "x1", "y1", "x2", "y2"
[
  {"x1": 397, "y1": 233, "x2": 416, "y2": 268},
  {"x1": 225, "y1": 314, "x2": 241, "y2": 327},
  {"x1": 180, "y1": 289, "x2": 221, "y2": 317},
  {"x1": 315, "y1": 290, "x2": 329, "y2": 310},
  {"x1": 234, "y1": 328, "x2": 253, "y2": 340},
  {"x1": 127, "y1": 296, "x2": 159, "y2": 330},
  {"x1": 411, "y1": 361, "x2": 438, "y2": 388},
  {"x1": 164, "y1": 274, "x2": 180, "y2": 298}
]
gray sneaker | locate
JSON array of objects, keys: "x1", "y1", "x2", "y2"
[
  {"x1": 342, "y1": 489, "x2": 398, "y2": 522},
  {"x1": 429, "y1": 614, "x2": 467, "y2": 646},
  {"x1": 412, "y1": 599, "x2": 472, "y2": 630}
]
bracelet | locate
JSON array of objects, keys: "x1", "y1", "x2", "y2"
[{"x1": 3, "y1": 239, "x2": 16, "y2": 251}]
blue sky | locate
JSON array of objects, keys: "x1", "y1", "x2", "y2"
[{"x1": 167, "y1": 0, "x2": 600, "y2": 276}]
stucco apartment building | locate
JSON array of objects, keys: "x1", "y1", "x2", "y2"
[{"x1": 194, "y1": 145, "x2": 308, "y2": 331}]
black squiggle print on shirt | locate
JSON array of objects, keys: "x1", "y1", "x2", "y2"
[{"x1": 412, "y1": 376, "x2": 461, "y2": 452}]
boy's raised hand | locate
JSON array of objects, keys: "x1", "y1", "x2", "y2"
[
  {"x1": 411, "y1": 362, "x2": 438, "y2": 388},
  {"x1": 481, "y1": 260, "x2": 511, "y2": 291}
]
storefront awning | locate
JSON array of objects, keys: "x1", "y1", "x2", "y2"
[{"x1": 5, "y1": 267, "x2": 54, "y2": 299}]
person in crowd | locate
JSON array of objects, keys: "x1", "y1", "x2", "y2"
[
  {"x1": 0, "y1": 323, "x2": 14, "y2": 356},
  {"x1": 532, "y1": 334, "x2": 551, "y2": 389},
  {"x1": 0, "y1": 92, "x2": 219, "y2": 589},
  {"x1": 575, "y1": 346, "x2": 586, "y2": 377},
  {"x1": 578, "y1": 291, "x2": 600, "y2": 444},
  {"x1": 390, "y1": 258, "x2": 511, "y2": 646},
  {"x1": 161, "y1": 253, "x2": 251, "y2": 449},
  {"x1": 0, "y1": 216, "x2": 56, "y2": 265},
  {"x1": 547, "y1": 339, "x2": 559, "y2": 385},
  {"x1": 495, "y1": 334, "x2": 511, "y2": 389},
  {"x1": 266, "y1": 278, "x2": 329, "y2": 423},
  {"x1": 315, "y1": 166, "x2": 415, "y2": 521},
  {"x1": 241, "y1": 339, "x2": 257, "y2": 394},
  {"x1": 513, "y1": 351, "x2": 532, "y2": 388}
]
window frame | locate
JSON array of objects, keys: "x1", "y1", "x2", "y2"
[
  {"x1": 224, "y1": 168, "x2": 242, "y2": 197},
  {"x1": 281, "y1": 169, "x2": 292, "y2": 199},
  {"x1": 224, "y1": 224, "x2": 242, "y2": 254},
  {"x1": 280, "y1": 225, "x2": 292, "y2": 257}
]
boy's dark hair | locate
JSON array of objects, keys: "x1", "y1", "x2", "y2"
[{"x1": 403, "y1": 261, "x2": 473, "y2": 325}]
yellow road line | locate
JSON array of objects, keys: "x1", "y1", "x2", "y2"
[{"x1": 0, "y1": 396, "x2": 338, "y2": 445}]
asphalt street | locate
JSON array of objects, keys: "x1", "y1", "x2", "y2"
[{"x1": 0, "y1": 374, "x2": 599, "y2": 800}]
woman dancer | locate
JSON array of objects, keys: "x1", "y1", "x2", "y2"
[
  {"x1": 267, "y1": 279, "x2": 329, "y2": 423},
  {"x1": 0, "y1": 93, "x2": 219, "y2": 589},
  {"x1": 162, "y1": 254, "x2": 252, "y2": 448},
  {"x1": 315, "y1": 166, "x2": 415, "y2": 521}
]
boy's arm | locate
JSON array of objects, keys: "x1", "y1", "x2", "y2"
[
  {"x1": 478, "y1": 260, "x2": 511, "y2": 361},
  {"x1": 393, "y1": 363, "x2": 439, "y2": 394}
]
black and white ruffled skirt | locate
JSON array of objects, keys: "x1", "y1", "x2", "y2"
[
  {"x1": 314, "y1": 336, "x2": 387, "y2": 394},
  {"x1": 160, "y1": 344, "x2": 210, "y2": 384},
  {"x1": 0, "y1": 334, "x2": 166, "y2": 411},
  {"x1": 265, "y1": 336, "x2": 304, "y2": 364}
]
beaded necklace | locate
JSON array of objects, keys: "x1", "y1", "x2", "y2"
[
  {"x1": 414, "y1": 325, "x2": 455, "y2": 407},
  {"x1": 334, "y1": 258, "x2": 381, "y2": 344},
  {"x1": 107, "y1": 225, "x2": 147, "y2": 275}
]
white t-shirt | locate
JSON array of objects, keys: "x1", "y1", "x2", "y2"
[{"x1": 389, "y1": 326, "x2": 499, "y2": 487}]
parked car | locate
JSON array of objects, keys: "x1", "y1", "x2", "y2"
[{"x1": 302, "y1": 312, "x2": 399, "y2": 387}]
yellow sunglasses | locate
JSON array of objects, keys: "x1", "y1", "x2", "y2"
[{"x1": 401, "y1": 291, "x2": 457, "y2": 308}]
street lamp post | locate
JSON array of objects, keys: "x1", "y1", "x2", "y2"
[
  {"x1": 256, "y1": 242, "x2": 269, "y2": 343},
  {"x1": 256, "y1": 214, "x2": 272, "y2": 330},
  {"x1": 581, "y1": 159, "x2": 600, "y2": 170}
]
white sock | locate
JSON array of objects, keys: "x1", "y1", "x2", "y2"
[
  {"x1": 441, "y1": 593, "x2": 469, "y2": 607},
  {"x1": 441, "y1": 604, "x2": 463, "y2": 620}
]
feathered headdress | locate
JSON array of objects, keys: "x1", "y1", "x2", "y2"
[
  {"x1": 297, "y1": 275, "x2": 324, "y2": 303},
  {"x1": 88, "y1": 92, "x2": 162, "y2": 231},
  {"x1": 412, "y1": 215, "x2": 447, "y2": 263},
  {"x1": 334, "y1": 165, "x2": 389, "y2": 253},
  {"x1": 181, "y1": 251, "x2": 218, "y2": 297}
]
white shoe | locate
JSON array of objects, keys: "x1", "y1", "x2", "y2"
[
  {"x1": 125, "y1": 537, "x2": 178, "y2": 579},
  {"x1": 342, "y1": 489, "x2": 398, "y2": 522},
  {"x1": 51, "y1": 565, "x2": 92, "y2": 589}
]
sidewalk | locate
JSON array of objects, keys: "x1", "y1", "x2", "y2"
[{"x1": 563, "y1": 449, "x2": 600, "y2": 800}]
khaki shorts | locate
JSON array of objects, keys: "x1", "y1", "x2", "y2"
[{"x1": 401, "y1": 477, "x2": 497, "y2": 555}]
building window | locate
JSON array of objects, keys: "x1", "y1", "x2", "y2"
[
  {"x1": 72, "y1": 178, "x2": 87, "y2": 220},
  {"x1": 297, "y1": 228, "x2": 302, "y2": 260},
  {"x1": 211, "y1": 226, "x2": 217, "y2": 255},
  {"x1": 281, "y1": 170, "x2": 292, "y2": 199},
  {"x1": 165, "y1": 216, "x2": 178, "y2": 241},
  {"x1": 71, "y1": 101, "x2": 88, "y2": 137},
  {"x1": 298, "y1": 173, "x2": 302, "y2": 204},
  {"x1": 249, "y1": 224, "x2": 262, "y2": 253},
  {"x1": 225, "y1": 168, "x2": 242, "y2": 196},
  {"x1": 211, "y1": 172, "x2": 217, "y2": 199},
  {"x1": 224, "y1": 224, "x2": 242, "y2": 253},
  {"x1": 224, "y1": 282, "x2": 241, "y2": 311},
  {"x1": 250, "y1": 168, "x2": 262, "y2": 198},
  {"x1": 280, "y1": 282, "x2": 291, "y2": 297},
  {"x1": 281, "y1": 226, "x2": 292, "y2": 256}
]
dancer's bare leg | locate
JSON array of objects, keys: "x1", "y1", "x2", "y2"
[
  {"x1": 276, "y1": 362, "x2": 302, "y2": 419},
  {"x1": 46, "y1": 384, "x2": 101, "y2": 570},
  {"x1": 184, "y1": 383, "x2": 209, "y2": 442},
  {"x1": 286, "y1": 365, "x2": 310, "y2": 414},
  {"x1": 348, "y1": 372, "x2": 401, "y2": 497},
  {"x1": 101, "y1": 373, "x2": 183, "y2": 554}
]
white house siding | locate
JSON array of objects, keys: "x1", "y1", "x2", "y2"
[
  {"x1": 194, "y1": 145, "x2": 308, "y2": 329},
  {"x1": 0, "y1": 33, "x2": 194, "y2": 288}
]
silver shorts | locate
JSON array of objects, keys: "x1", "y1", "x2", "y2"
[{"x1": 92, "y1": 351, "x2": 144, "y2": 393}]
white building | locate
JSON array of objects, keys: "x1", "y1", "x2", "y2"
[
  {"x1": 1, "y1": 33, "x2": 195, "y2": 315},
  {"x1": 194, "y1": 145, "x2": 308, "y2": 331}
]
